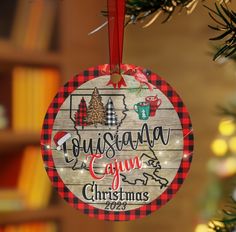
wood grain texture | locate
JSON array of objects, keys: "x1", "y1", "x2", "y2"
[{"x1": 51, "y1": 75, "x2": 184, "y2": 211}]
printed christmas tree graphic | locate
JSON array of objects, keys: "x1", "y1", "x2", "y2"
[
  {"x1": 74, "y1": 97, "x2": 87, "y2": 130},
  {"x1": 87, "y1": 87, "x2": 106, "y2": 126},
  {"x1": 105, "y1": 97, "x2": 118, "y2": 128},
  {"x1": 141, "y1": 109, "x2": 147, "y2": 119}
]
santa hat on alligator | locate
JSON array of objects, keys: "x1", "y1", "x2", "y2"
[{"x1": 53, "y1": 131, "x2": 71, "y2": 151}]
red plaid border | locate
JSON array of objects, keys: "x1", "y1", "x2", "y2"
[{"x1": 41, "y1": 64, "x2": 194, "y2": 221}]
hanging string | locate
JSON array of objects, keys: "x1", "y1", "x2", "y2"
[{"x1": 107, "y1": 0, "x2": 126, "y2": 88}]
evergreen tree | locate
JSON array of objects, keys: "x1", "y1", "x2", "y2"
[
  {"x1": 105, "y1": 97, "x2": 118, "y2": 128},
  {"x1": 87, "y1": 87, "x2": 106, "y2": 126},
  {"x1": 74, "y1": 97, "x2": 87, "y2": 130}
]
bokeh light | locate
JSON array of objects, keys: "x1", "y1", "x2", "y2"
[
  {"x1": 224, "y1": 157, "x2": 236, "y2": 176},
  {"x1": 195, "y1": 224, "x2": 209, "y2": 232},
  {"x1": 218, "y1": 119, "x2": 235, "y2": 136},
  {"x1": 211, "y1": 139, "x2": 228, "y2": 156}
]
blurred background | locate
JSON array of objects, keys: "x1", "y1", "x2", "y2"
[{"x1": 0, "y1": 0, "x2": 236, "y2": 232}]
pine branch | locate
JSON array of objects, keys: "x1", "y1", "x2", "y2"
[
  {"x1": 124, "y1": 0, "x2": 228, "y2": 25},
  {"x1": 102, "y1": 0, "x2": 200, "y2": 26},
  {"x1": 125, "y1": 0, "x2": 199, "y2": 23},
  {"x1": 209, "y1": 199, "x2": 236, "y2": 232},
  {"x1": 126, "y1": 0, "x2": 198, "y2": 21},
  {"x1": 102, "y1": 0, "x2": 233, "y2": 59},
  {"x1": 206, "y1": 2, "x2": 236, "y2": 61},
  {"x1": 218, "y1": 104, "x2": 236, "y2": 120}
]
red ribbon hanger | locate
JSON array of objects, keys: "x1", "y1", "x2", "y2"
[{"x1": 107, "y1": 0, "x2": 126, "y2": 89}]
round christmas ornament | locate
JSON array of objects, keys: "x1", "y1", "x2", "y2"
[
  {"x1": 41, "y1": 0, "x2": 194, "y2": 221},
  {"x1": 41, "y1": 64, "x2": 193, "y2": 220}
]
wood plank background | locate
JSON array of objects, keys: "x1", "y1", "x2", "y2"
[{"x1": 51, "y1": 75, "x2": 183, "y2": 211}]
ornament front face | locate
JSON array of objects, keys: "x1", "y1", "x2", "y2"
[{"x1": 41, "y1": 64, "x2": 193, "y2": 221}]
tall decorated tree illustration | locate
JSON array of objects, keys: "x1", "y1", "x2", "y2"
[
  {"x1": 74, "y1": 97, "x2": 87, "y2": 130},
  {"x1": 105, "y1": 97, "x2": 118, "y2": 128},
  {"x1": 87, "y1": 87, "x2": 106, "y2": 126}
]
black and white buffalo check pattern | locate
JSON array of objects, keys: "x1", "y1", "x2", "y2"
[{"x1": 105, "y1": 97, "x2": 118, "y2": 127}]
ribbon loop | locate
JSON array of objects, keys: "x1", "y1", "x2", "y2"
[{"x1": 107, "y1": 0, "x2": 126, "y2": 88}]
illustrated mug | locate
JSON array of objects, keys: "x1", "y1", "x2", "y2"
[
  {"x1": 134, "y1": 102, "x2": 150, "y2": 120},
  {"x1": 145, "y1": 95, "x2": 162, "y2": 117}
]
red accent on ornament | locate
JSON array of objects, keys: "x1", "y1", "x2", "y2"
[
  {"x1": 107, "y1": 0, "x2": 126, "y2": 88},
  {"x1": 53, "y1": 131, "x2": 71, "y2": 151},
  {"x1": 74, "y1": 97, "x2": 87, "y2": 128},
  {"x1": 124, "y1": 68, "x2": 155, "y2": 91},
  {"x1": 106, "y1": 75, "x2": 126, "y2": 88}
]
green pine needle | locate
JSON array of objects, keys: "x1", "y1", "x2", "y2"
[{"x1": 206, "y1": 3, "x2": 236, "y2": 60}]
